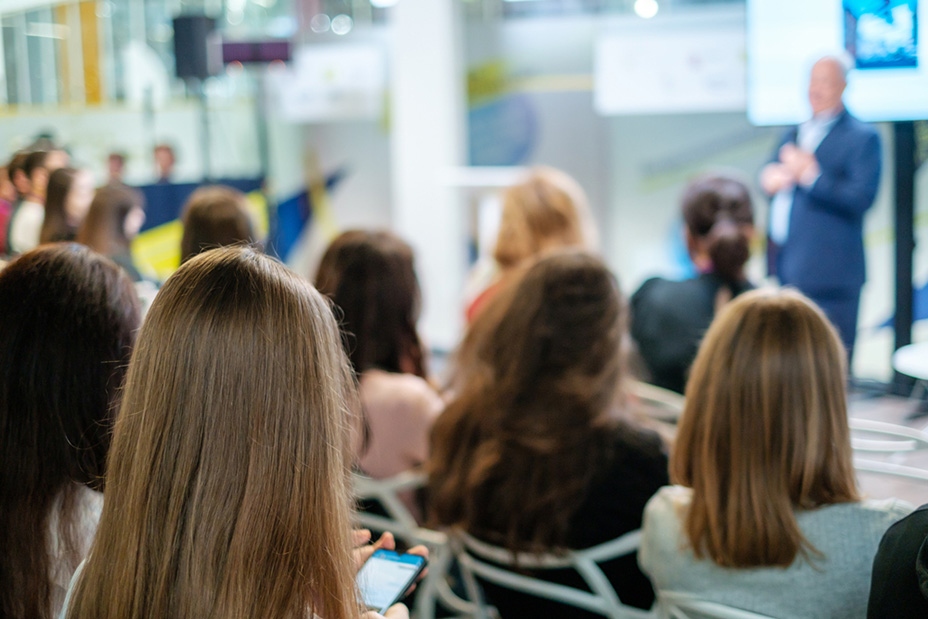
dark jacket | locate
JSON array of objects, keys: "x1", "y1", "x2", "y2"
[{"x1": 769, "y1": 109, "x2": 881, "y2": 294}]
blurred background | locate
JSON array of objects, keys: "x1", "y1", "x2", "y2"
[{"x1": 0, "y1": 0, "x2": 925, "y2": 380}]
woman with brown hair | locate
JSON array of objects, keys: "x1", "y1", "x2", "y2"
[
  {"x1": 0, "y1": 244, "x2": 140, "y2": 619},
  {"x1": 62, "y1": 246, "x2": 415, "y2": 619},
  {"x1": 639, "y1": 289, "x2": 911, "y2": 618},
  {"x1": 316, "y1": 230, "x2": 443, "y2": 483},
  {"x1": 76, "y1": 185, "x2": 146, "y2": 282},
  {"x1": 464, "y1": 166, "x2": 596, "y2": 322},
  {"x1": 430, "y1": 250, "x2": 668, "y2": 617},
  {"x1": 39, "y1": 167, "x2": 95, "y2": 244},
  {"x1": 630, "y1": 173, "x2": 755, "y2": 394},
  {"x1": 179, "y1": 185, "x2": 255, "y2": 263}
]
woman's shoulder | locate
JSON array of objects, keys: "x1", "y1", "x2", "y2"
[
  {"x1": 361, "y1": 371, "x2": 443, "y2": 418},
  {"x1": 810, "y1": 497, "x2": 914, "y2": 523}
]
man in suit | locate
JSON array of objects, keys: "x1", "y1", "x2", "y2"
[{"x1": 760, "y1": 55, "x2": 881, "y2": 361}]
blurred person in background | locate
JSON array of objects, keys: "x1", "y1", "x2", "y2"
[
  {"x1": 8, "y1": 151, "x2": 50, "y2": 254},
  {"x1": 179, "y1": 185, "x2": 256, "y2": 264},
  {"x1": 0, "y1": 244, "x2": 140, "y2": 619},
  {"x1": 0, "y1": 163, "x2": 18, "y2": 256},
  {"x1": 106, "y1": 152, "x2": 127, "y2": 187},
  {"x1": 760, "y1": 55, "x2": 880, "y2": 361},
  {"x1": 464, "y1": 166, "x2": 597, "y2": 322},
  {"x1": 77, "y1": 185, "x2": 146, "y2": 283},
  {"x1": 40, "y1": 168, "x2": 96, "y2": 244},
  {"x1": 316, "y1": 230, "x2": 444, "y2": 497},
  {"x1": 631, "y1": 174, "x2": 755, "y2": 394},
  {"x1": 153, "y1": 143, "x2": 175, "y2": 184}
]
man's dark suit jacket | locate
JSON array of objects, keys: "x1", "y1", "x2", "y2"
[{"x1": 770, "y1": 109, "x2": 881, "y2": 295}]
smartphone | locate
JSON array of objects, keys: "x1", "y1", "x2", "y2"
[{"x1": 357, "y1": 549, "x2": 427, "y2": 614}]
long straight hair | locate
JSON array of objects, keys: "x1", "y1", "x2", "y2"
[
  {"x1": 429, "y1": 250, "x2": 624, "y2": 552},
  {"x1": 39, "y1": 167, "x2": 78, "y2": 243},
  {"x1": 0, "y1": 244, "x2": 139, "y2": 619},
  {"x1": 671, "y1": 288, "x2": 859, "y2": 568},
  {"x1": 67, "y1": 246, "x2": 361, "y2": 619},
  {"x1": 76, "y1": 185, "x2": 140, "y2": 255},
  {"x1": 315, "y1": 229, "x2": 426, "y2": 379}
]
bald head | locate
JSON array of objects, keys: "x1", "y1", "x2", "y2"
[{"x1": 808, "y1": 56, "x2": 848, "y2": 115}]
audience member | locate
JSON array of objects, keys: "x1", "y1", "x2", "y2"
[
  {"x1": 630, "y1": 174, "x2": 755, "y2": 393},
  {"x1": 867, "y1": 503, "x2": 928, "y2": 617},
  {"x1": 153, "y1": 143, "x2": 175, "y2": 183},
  {"x1": 61, "y1": 246, "x2": 418, "y2": 619},
  {"x1": 0, "y1": 165, "x2": 15, "y2": 255},
  {"x1": 316, "y1": 230, "x2": 443, "y2": 484},
  {"x1": 639, "y1": 289, "x2": 911, "y2": 619},
  {"x1": 431, "y1": 250, "x2": 668, "y2": 616},
  {"x1": 760, "y1": 55, "x2": 880, "y2": 360},
  {"x1": 179, "y1": 185, "x2": 255, "y2": 263},
  {"x1": 39, "y1": 168, "x2": 95, "y2": 244},
  {"x1": 464, "y1": 166, "x2": 596, "y2": 322},
  {"x1": 8, "y1": 152, "x2": 31, "y2": 202},
  {"x1": 8, "y1": 150, "x2": 50, "y2": 254},
  {"x1": 106, "y1": 152, "x2": 126, "y2": 186},
  {"x1": 0, "y1": 244, "x2": 140, "y2": 619},
  {"x1": 77, "y1": 185, "x2": 146, "y2": 282}
]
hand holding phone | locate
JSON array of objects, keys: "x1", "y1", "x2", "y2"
[{"x1": 357, "y1": 549, "x2": 427, "y2": 614}]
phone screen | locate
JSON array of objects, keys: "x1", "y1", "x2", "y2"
[{"x1": 357, "y1": 549, "x2": 426, "y2": 613}]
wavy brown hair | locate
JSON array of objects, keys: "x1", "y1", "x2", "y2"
[
  {"x1": 0, "y1": 244, "x2": 139, "y2": 619},
  {"x1": 429, "y1": 250, "x2": 623, "y2": 552},
  {"x1": 66, "y1": 247, "x2": 362, "y2": 619},
  {"x1": 315, "y1": 229, "x2": 426, "y2": 379},
  {"x1": 671, "y1": 288, "x2": 859, "y2": 568}
]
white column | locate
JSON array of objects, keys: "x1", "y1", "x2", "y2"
[{"x1": 390, "y1": 0, "x2": 468, "y2": 352}]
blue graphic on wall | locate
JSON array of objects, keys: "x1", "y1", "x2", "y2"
[{"x1": 469, "y1": 94, "x2": 538, "y2": 166}]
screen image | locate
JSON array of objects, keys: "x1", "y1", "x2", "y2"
[
  {"x1": 357, "y1": 551, "x2": 422, "y2": 611},
  {"x1": 845, "y1": 0, "x2": 918, "y2": 69},
  {"x1": 748, "y1": 0, "x2": 928, "y2": 124}
]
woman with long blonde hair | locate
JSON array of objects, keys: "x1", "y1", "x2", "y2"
[
  {"x1": 639, "y1": 289, "x2": 911, "y2": 618},
  {"x1": 63, "y1": 246, "x2": 413, "y2": 619},
  {"x1": 464, "y1": 166, "x2": 596, "y2": 322}
]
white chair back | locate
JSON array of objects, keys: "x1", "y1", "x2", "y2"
[
  {"x1": 352, "y1": 471, "x2": 476, "y2": 619},
  {"x1": 657, "y1": 591, "x2": 776, "y2": 619},
  {"x1": 454, "y1": 529, "x2": 655, "y2": 619},
  {"x1": 627, "y1": 380, "x2": 685, "y2": 423},
  {"x1": 849, "y1": 418, "x2": 928, "y2": 482}
]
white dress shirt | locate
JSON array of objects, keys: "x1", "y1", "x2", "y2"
[{"x1": 769, "y1": 108, "x2": 841, "y2": 245}]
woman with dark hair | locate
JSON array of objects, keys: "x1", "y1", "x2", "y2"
[
  {"x1": 179, "y1": 185, "x2": 255, "y2": 264},
  {"x1": 630, "y1": 174, "x2": 756, "y2": 393},
  {"x1": 39, "y1": 167, "x2": 95, "y2": 244},
  {"x1": 430, "y1": 250, "x2": 668, "y2": 617},
  {"x1": 62, "y1": 246, "x2": 420, "y2": 619},
  {"x1": 0, "y1": 244, "x2": 140, "y2": 619},
  {"x1": 316, "y1": 230, "x2": 443, "y2": 483},
  {"x1": 639, "y1": 289, "x2": 911, "y2": 618},
  {"x1": 76, "y1": 185, "x2": 145, "y2": 282}
]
